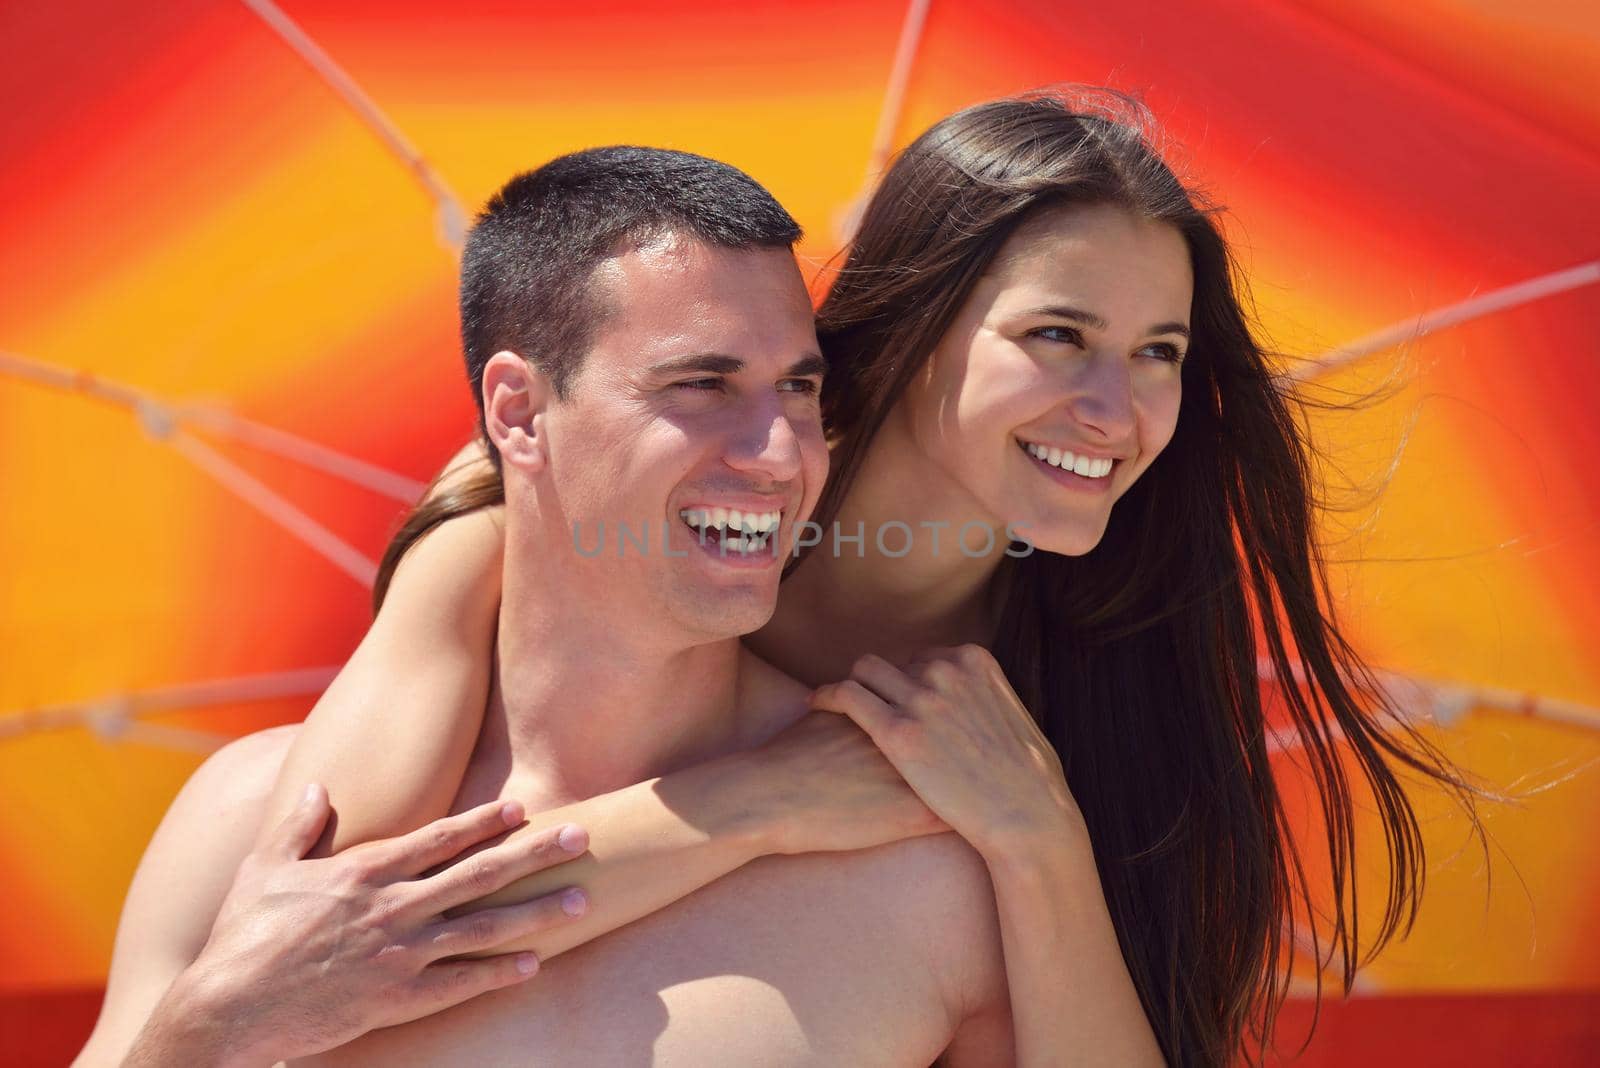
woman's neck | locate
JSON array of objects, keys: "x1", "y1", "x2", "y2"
[{"x1": 750, "y1": 421, "x2": 1007, "y2": 685}]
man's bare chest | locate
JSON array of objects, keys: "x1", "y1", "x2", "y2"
[{"x1": 312, "y1": 845, "x2": 963, "y2": 1067}]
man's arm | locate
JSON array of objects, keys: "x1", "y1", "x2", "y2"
[
  {"x1": 75, "y1": 732, "x2": 590, "y2": 1067},
  {"x1": 76, "y1": 728, "x2": 294, "y2": 1066}
]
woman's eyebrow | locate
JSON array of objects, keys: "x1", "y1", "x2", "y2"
[
  {"x1": 1023, "y1": 304, "x2": 1189, "y2": 338},
  {"x1": 1023, "y1": 304, "x2": 1109, "y2": 330}
]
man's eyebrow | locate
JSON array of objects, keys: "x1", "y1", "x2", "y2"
[
  {"x1": 647, "y1": 352, "x2": 827, "y2": 377},
  {"x1": 786, "y1": 353, "x2": 827, "y2": 378},
  {"x1": 1024, "y1": 305, "x2": 1190, "y2": 340},
  {"x1": 647, "y1": 353, "x2": 744, "y2": 377}
]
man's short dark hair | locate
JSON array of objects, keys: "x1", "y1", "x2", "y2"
[{"x1": 460, "y1": 145, "x2": 803, "y2": 437}]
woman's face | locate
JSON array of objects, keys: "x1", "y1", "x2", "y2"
[{"x1": 897, "y1": 202, "x2": 1192, "y2": 557}]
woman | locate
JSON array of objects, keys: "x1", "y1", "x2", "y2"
[{"x1": 260, "y1": 87, "x2": 1482, "y2": 1065}]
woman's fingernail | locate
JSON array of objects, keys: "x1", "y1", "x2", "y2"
[
  {"x1": 561, "y1": 888, "x2": 588, "y2": 917},
  {"x1": 516, "y1": 952, "x2": 540, "y2": 975},
  {"x1": 500, "y1": 801, "x2": 524, "y2": 827},
  {"x1": 557, "y1": 824, "x2": 588, "y2": 853}
]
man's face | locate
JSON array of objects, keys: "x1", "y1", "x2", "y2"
[{"x1": 539, "y1": 233, "x2": 826, "y2": 644}]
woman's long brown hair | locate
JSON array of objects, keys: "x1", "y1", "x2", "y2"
[
  {"x1": 810, "y1": 88, "x2": 1487, "y2": 1065},
  {"x1": 375, "y1": 88, "x2": 1489, "y2": 1065}
]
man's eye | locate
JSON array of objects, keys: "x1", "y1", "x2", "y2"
[
  {"x1": 675, "y1": 378, "x2": 723, "y2": 391},
  {"x1": 779, "y1": 378, "x2": 822, "y2": 395}
]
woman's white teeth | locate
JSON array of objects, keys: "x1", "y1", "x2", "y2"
[{"x1": 1022, "y1": 442, "x2": 1113, "y2": 478}]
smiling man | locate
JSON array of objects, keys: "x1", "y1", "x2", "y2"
[
  {"x1": 449, "y1": 150, "x2": 832, "y2": 803},
  {"x1": 291, "y1": 148, "x2": 1009, "y2": 1065},
  {"x1": 83, "y1": 148, "x2": 1012, "y2": 1067}
]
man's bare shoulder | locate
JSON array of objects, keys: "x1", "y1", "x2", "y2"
[
  {"x1": 182, "y1": 724, "x2": 300, "y2": 814},
  {"x1": 76, "y1": 725, "x2": 305, "y2": 1064},
  {"x1": 838, "y1": 830, "x2": 1005, "y2": 1002},
  {"x1": 140, "y1": 723, "x2": 300, "y2": 887}
]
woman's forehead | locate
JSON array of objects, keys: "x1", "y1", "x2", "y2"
[{"x1": 984, "y1": 205, "x2": 1193, "y2": 309}]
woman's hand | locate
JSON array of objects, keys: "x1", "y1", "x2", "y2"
[
  {"x1": 813, "y1": 648, "x2": 1166, "y2": 1066},
  {"x1": 809, "y1": 645, "x2": 1084, "y2": 863},
  {"x1": 740, "y1": 711, "x2": 950, "y2": 856}
]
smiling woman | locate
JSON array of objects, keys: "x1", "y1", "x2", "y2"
[
  {"x1": 750, "y1": 89, "x2": 1493, "y2": 1064},
  {"x1": 887, "y1": 200, "x2": 1191, "y2": 557}
]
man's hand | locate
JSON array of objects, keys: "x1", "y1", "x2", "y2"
[{"x1": 122, "y1": 785, "x2": 591, "y2": 1068}]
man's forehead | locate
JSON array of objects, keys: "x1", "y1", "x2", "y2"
[
  {"x1": 587, "y1": 238, "x2": 812, "y2": 348},
  {"x1": 592, "y1": 230, "x2": 802, "y2": 294}
]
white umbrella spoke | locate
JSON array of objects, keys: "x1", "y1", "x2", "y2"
[
  {"x1": 238, "y1": 0, "x2": 467, "y2": 253},
  {"x1": 0, "y1": 666, "x2": 340, "y2": 749},
  {"x1": 1293, "y1": 259, "x2": 1600, "y2": 383}
]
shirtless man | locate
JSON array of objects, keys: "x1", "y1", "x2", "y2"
[{"x1": 82, "y1": 147, "x2": 1013, "y2": 1066}]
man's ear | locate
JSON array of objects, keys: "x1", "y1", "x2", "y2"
[{"x1": 482, "y1": 351, "x2": 553, "y2": 473}]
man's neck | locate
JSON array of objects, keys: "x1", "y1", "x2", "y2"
[{"x1": 482, "y1": 531, "x2": 745, "y2": 805}]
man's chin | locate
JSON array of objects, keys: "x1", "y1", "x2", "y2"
[{"x1": 666, "y1": 575, "x2": 780, "y2": 639}]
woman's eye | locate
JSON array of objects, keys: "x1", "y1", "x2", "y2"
[
  {"x1": 1143, "y1": 343, "x2": 1185, "y2": 364},
  {"x1": 1029, "y1": 326, "x2": 1082, "y2": 345},
  {"x1": 779, "y1": 378, "x2": 821, "y2": 395}
]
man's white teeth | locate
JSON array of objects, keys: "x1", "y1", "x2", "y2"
[
  {"x1": 1022, "y1": 442, "x2": 1113, "y2": 478},
  {"x1": 722, "y1": 532, "x2": 770, "y2": 553},
  {"x1": 678, "y1": 508, "x2": 780, "y2": 552}
]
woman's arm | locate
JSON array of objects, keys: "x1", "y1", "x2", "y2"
[
  {"x1": 815, "y1": 646, "x2": 1165, "y2": 1068},
  {"x1": 450, "y1": 709, "x2": 949, "y2": 959},
  {"x1": 258, "y1": 444, "x2": 504, "y2": 849}
]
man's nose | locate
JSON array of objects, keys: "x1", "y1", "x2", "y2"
[
  {"x1": 1063, "y1": 351, "x2": 1137, "y2": 443},
  {"x1": 724, "y1": 399, "x2": 804, "y2": 484}
]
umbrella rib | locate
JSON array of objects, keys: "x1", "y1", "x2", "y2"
[
  {"x1": 109, "y1": 721, "x2": 238, "y2": 754},
  {"x1": 0, "y1": 350, "x2": 424, "y2": 502},
  {"x1": 1291, "y1": 258, "x2": 1600, "y2": 383},
  {"x1": 1258, "y1": 658, "x2": 1600, "y2": 753},
  {"x1": 179, "y1": 406, "x2": 426, "y2": 502},
  {"x1": 169, "y1": 428, "x2": 379, "y2": 588},
  {"x1": 865, "y1": 0, "x2": 934, "y2": 181},
  {"x1": 0, "y1": 667, "x2": 339, "y2": 746},
  {"x1": 831, "y1": 0, "x2": 932, "y2": 245},
  {"x1": 237, "y1": 0, "x2": 467, "y2": 253}
]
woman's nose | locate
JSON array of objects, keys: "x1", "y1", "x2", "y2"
[{"x1": 1063, "y1": 352, "x2": 1136, "y2": 442}]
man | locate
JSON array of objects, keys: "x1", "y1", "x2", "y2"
[{"x1": 82, "y1": 148, "x2": 1012, "y2": 1065}]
